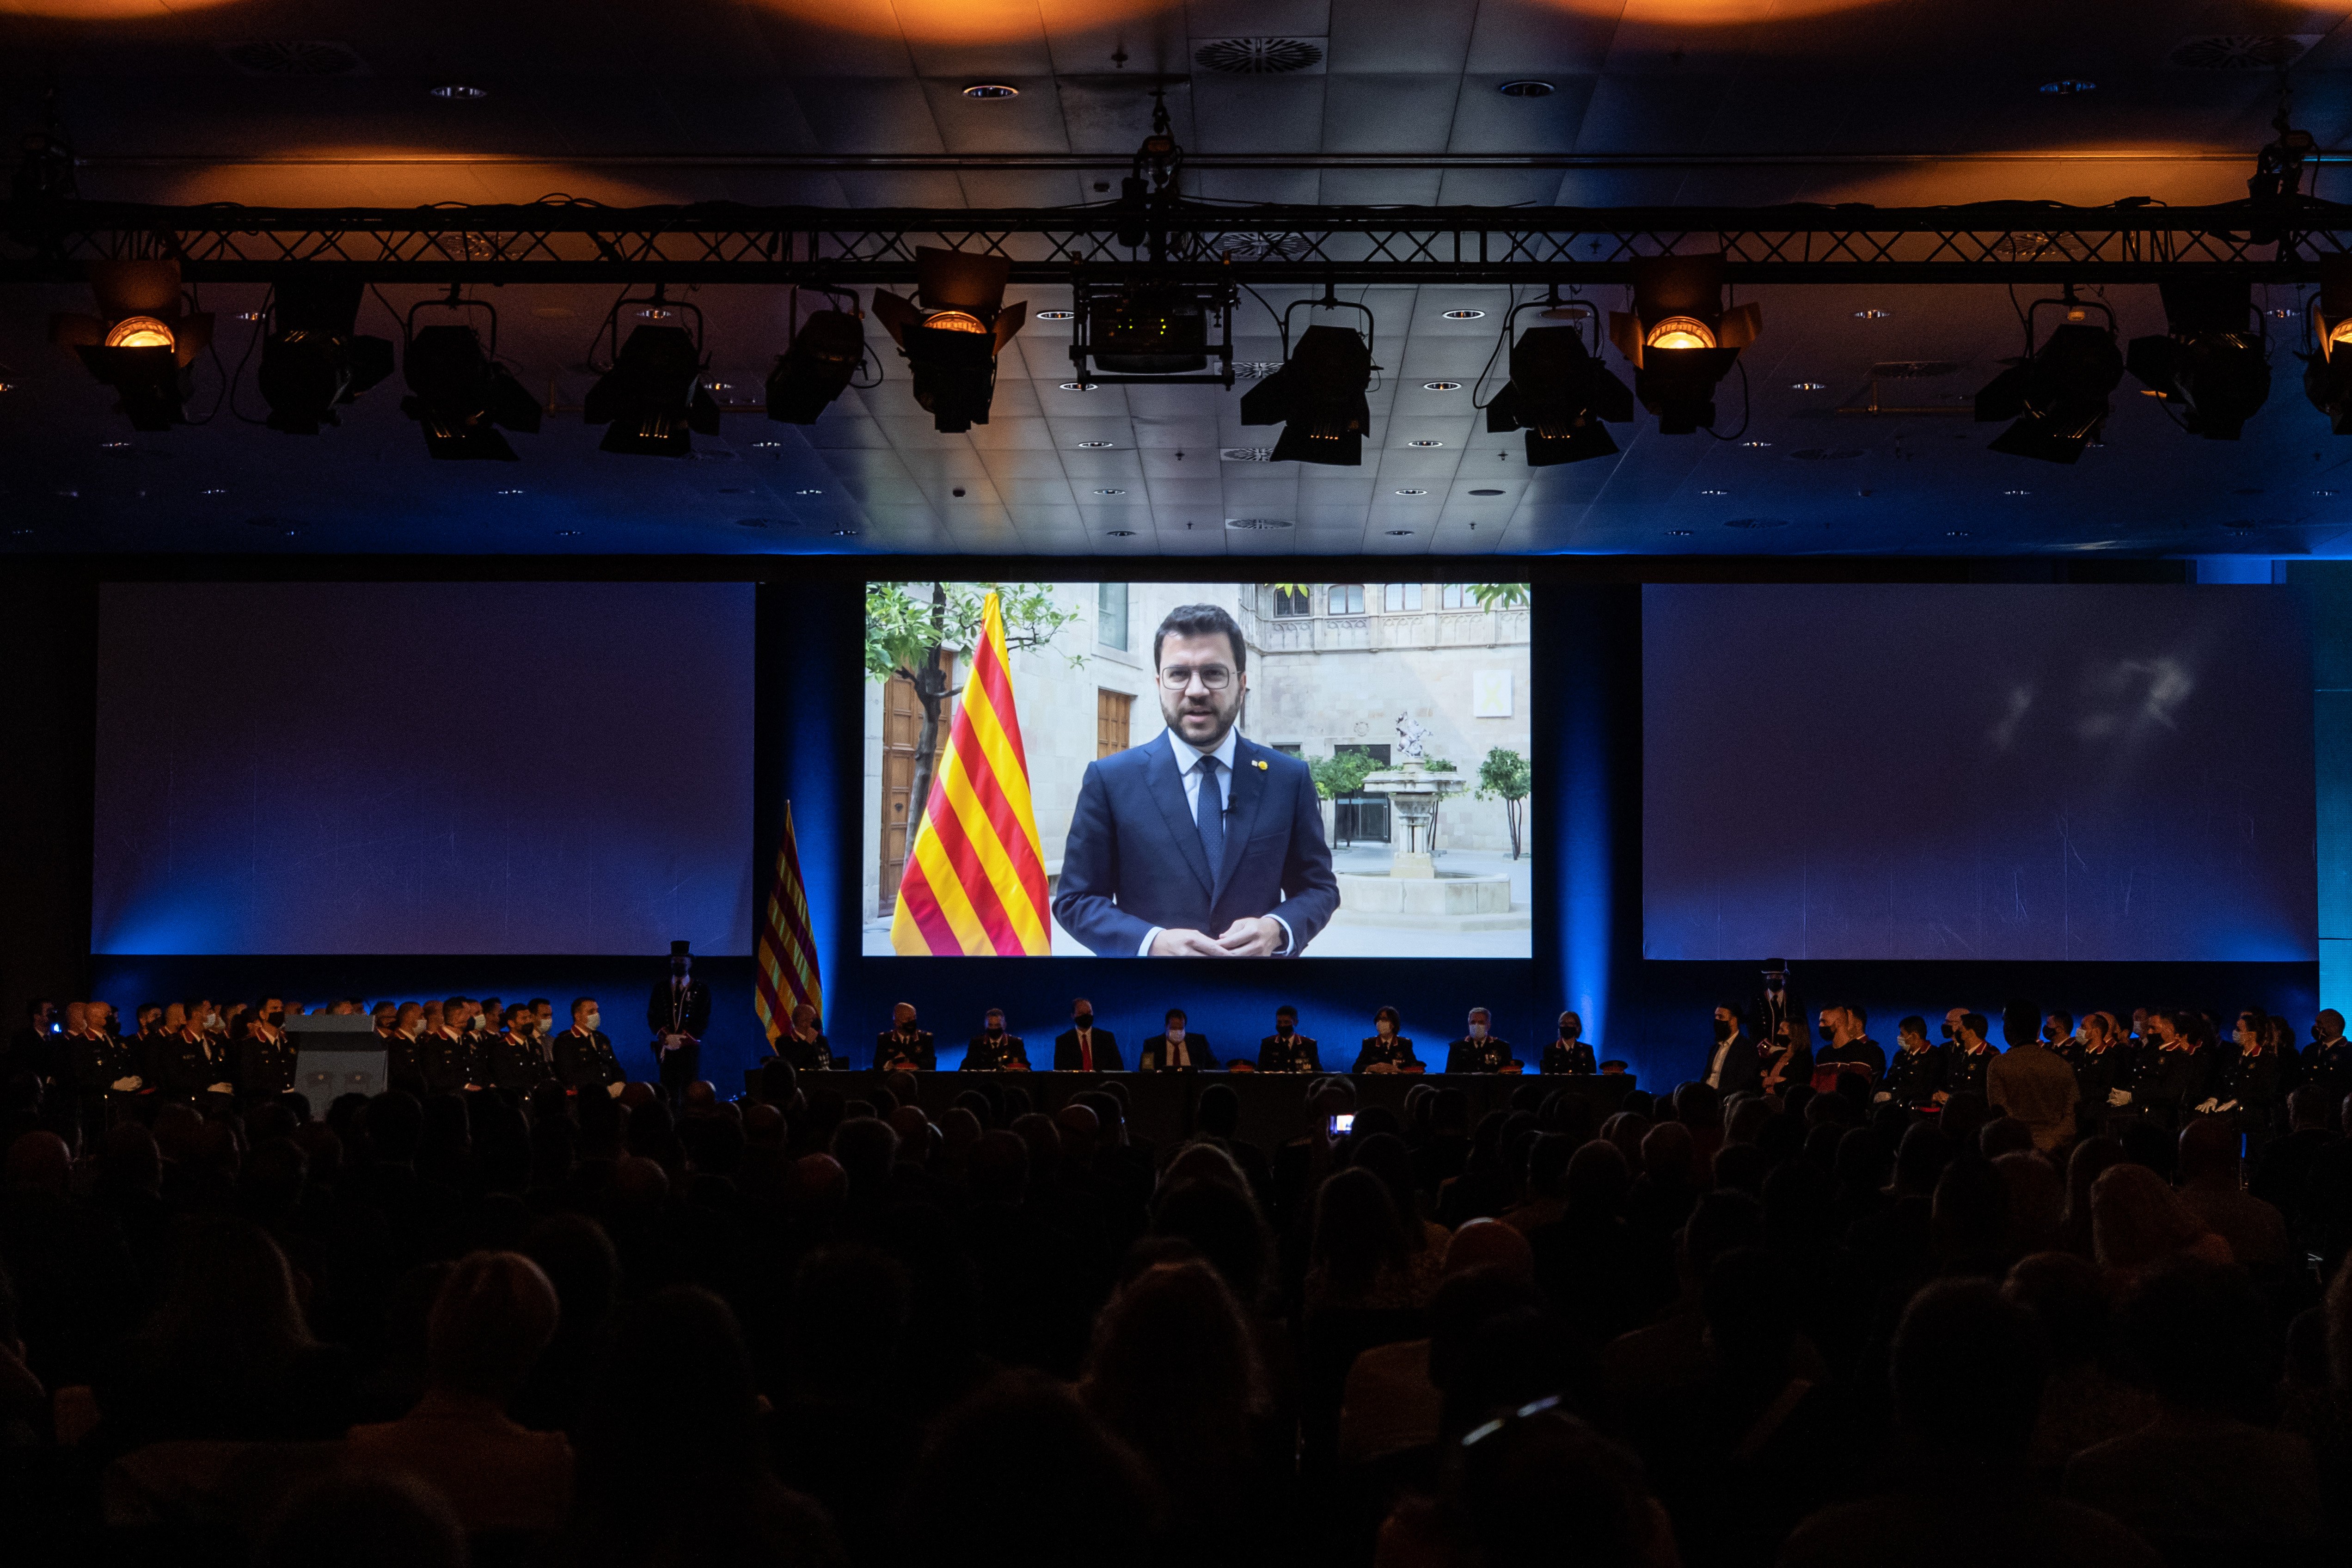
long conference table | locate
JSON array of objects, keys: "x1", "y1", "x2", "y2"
[{"x1": 758, "y1": 1069, "x2": 1635, "y2": 1154}]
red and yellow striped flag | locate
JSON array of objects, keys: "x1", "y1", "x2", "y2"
[
  {"x1": 890, "y1": 589, "x2": 1052, "y2": 955},
  {"x1": 753, "y1": 802, "x2": 823, "y2": 1040}
]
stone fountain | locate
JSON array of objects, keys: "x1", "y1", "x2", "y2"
[{"x1": 1327, "y1": 718, "x2": 1524, "y2": 930}]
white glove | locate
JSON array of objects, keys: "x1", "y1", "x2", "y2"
[
  {"x1": 2107, "y1": 1088, "x2": 2132, "y2": 1107},
  {"x1": 111, "y1": 1076, "x2": 141, "y2": 1091}
]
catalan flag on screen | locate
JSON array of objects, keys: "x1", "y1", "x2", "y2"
[
  {"x1": 890, "y1": 589, "x2": 1052, "y2": 956},
  {"x1": 753, "y1": 802, "x2": 822, "y2": 1039}
]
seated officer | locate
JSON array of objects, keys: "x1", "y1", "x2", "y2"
[
  {"x1": 962, "y1": 1007, "x2": 1031, "y2": 1072},
  {"x1": 553, "y1": 998, "x2": 624, "y2": 1097},
  {"x1": 875, "y1": 1003, "x2": 937, "y2": 1072},
  {"x1": 1444, "y1": 1006, "x2": 1521, "y2": 1074},
  {"x1": 1255, "y1": 1005, "x2": 1321, "y2": 1073},
  {"x1": 1139, "y1": 1009, "x2": 1218, "y2": 1071}
]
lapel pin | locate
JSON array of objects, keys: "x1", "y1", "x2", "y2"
[{"x1": 1253, "y1": 759, "x2": 1268, "y2": 770}]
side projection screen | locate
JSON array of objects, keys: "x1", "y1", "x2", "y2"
[
  {"x1": 863, "y1": 581, "x2": 1535, "y2": 959},
  {"x1": 1642, "y1": 582, "x2": 2315, "y2": 962}
]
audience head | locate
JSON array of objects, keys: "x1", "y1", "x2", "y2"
[
  {"x1": 258, "y1": 1474, "x2": 465, "y2": 1568},
  {"x1": 902, "y1": 1372, "x2": 1159, "y2": 1568},
  {"x1": 2116, "y1": 1258, "x2": 2273, "y2": 1418},
  {"x1": 1891, "y1": 1280, "x2": 2046, "y2": 1460},
  {"x1": 427, "y1": 1250, "x2": 559, "y2": 1401}
]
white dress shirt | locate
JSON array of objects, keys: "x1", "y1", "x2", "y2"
[{"x1": 1138, "y1": 728, "x2": 1292, "y2": 956}]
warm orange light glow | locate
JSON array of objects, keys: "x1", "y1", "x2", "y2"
[
  {"x1": 745, "y1": 0, "x2": 1170, "y2": 46},
  {"x1": 2, "y1": 0, "x2": 244, "y2": 15},
  {"x1": 104, "y1": 316, "x2": 176, "y2": 350},
  {"x1": 1646, "y1": 316, "x2": 1716, "y2": 350},
  {"x1": 2330, "y1": 319, "x2": 2352, "y2": 347},
  {"x1": 925, "y1": 310, "x2": 989, "y2": 335}
]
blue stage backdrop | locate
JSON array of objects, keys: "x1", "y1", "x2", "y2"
[{"x1": 1642, "y1": 583, "x2": 2317, "y2": 964}]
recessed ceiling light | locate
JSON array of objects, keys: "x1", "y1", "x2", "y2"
[
  {"x1": 1060, "y1": 381, "x2": 1098, "y2": 392},
  {"x1": 706, "y1": 381, "x2": 732, "y2": 393},
  {"x1": 495, "y1": 488, "x2": 524, "y2": 496},
  {"x1": 829, "y1": 528, "x2": 860, "y2": 536},
  {"x1": 1093, "y1": 487, "x2": 1127, "y2": 495},
  {"x1": 233, "y1": 309, "x2": 266, "y2": 322},
  {"x1": 1408, "y1": 439, "x2": 1445, "y2": 447},
  {"x1": 2317, "y1": 489, "x2": 2340, "y2": 496},
  {"x1": 1422, "y1": 381, "x2": 1462, "y2": 392},
  {"x1": 1440, "y1": 309, "x2": 1486, "y2": 320},
  {"x1": 2003, "y1": 488, "x2": 2031, "y2": 496},
  {"x1": 1394, "y1": 488, "x2": 1428, "y2": 496},
  {"x1": 1791, "y1": 380, "x2": 1825, "y2": 391},
  {"x1": 751, "y1": 441, "x2": 780, "y2": 449},
  {"x1": 1665, "y1": 528, "x2": 1694, "y2": 536},
  {"x1": 2040, "y1": 79, "x2": 2095, "y2": 95},
  {"x1": 1700, "y1": 488, "x2": 1727, "y2": 495},
  {"x1": 1384, "y1": 529, "x2": 1415, "y2": 535},
  {"x1": 795, "y1": 488, "x2": 824, "y2": 495},
  {"x1": 1852, "y1": 308, "x2": 1891, "y2": 320},
  {"x1": 1468, "y1": 488, "x2": 1505, "y2": 496},
  {"x1": 1497, "y1": 80, "x2": 1555, "y2": 98},
  {"x1": 429, "y1": 83, "x2": 489, "y2": 100},
  {"x1": 1104, "y1": 528, "x2": 1138, "y2": 536},
  {"x1": 962, "y1": 83, "x2": 1019, "y2": 98},
  {"x1": 1035, "y1": 309, "x2": 1076, "y2": 320},
  {"x1": 1076, "y1": 440, "x2": 1116, "y2": 448},
  {"x1": 199, "y1": 487, "x2": 226, "y2": 496},
  {"x1": 555, "y1": 529, "x2": 582, "y2": 537},
  {"x1": 100, "y1": 439, "x2": 129, "y2": 449},
  {"x1": 1741, "y1": 440, "x2": 1772, "y2": 448},
  {"x1": 1946, "y1": 529, "x2": 1972, "y2": 537}
]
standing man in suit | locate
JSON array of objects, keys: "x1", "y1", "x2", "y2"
[
  {"x1": 1139, "y1": 1008, "x2": 1217, "y2": 1071},
  {"x1": 875, "y1": 1003, "x2": 937, "y2": 1072},
  {"x1": 962, "y1": 1007, "x2": 1030, "y2": 1072},
  {"x1": 1052, "y1": 602, "x2": 1341, "y2": 959},
  {"x1": 1704, "y1": 1002, "x2": 1761, "y2": 1095},
  {"x1": 554, "y1": 998, "x2": 623, "y2": 1097},
  {"x1": 1255, "y1": 1005, "x2": 1321, "y2": 1073},
  {"x1": 648, "y1": 939, "x2": 710, "y2": 1106},
  {"x1": 1054, "y1": 998, "x2": 1121, "y2": 1072}
]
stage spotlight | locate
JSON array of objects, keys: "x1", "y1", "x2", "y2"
[
  {"x1": 2303, "y1": 256, "x2": 2352, "y2": 435},
  {"x1": 1241, "y1": 321, "x2": 1373, "y2": 465},
  {"x1": 585, "y1": 324, "x2": 720, "y2": 456},
  {"x1": 766, "y1": 288, "x2": 867, "y2": 424},
  {"x1": 256, "y1": 276, "x2": 394, "y2": 434},
  {"x1": 1484, "y1": 313, "x2": 1634, "y2": 466},
  {"x1": 1606, "y1": 254, "x2": 1760, "y2": 434},
  {"x1": 1975, "y1": 293, "x2": 2123, "y2": 463},
  {"x1": 49, "y1": 260, "x2": 214, "y2": 430},
  {"x1": 870, "y1": 247, "x2": 1027, "y2": 432},
  {"x1": 2124, "y1": 277, "x2": 2269, "y2": 440},
  {"x1": 400, "y1": 323, "x2": 541, "y2": 460}
]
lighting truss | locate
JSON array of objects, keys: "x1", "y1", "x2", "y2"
[{"x1": 10, "y1": 199, "x2": 2352, "y2": 285}]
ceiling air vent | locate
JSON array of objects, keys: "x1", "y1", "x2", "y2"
[
  {"x1": 1225, "y1": 517, "x2": 1294, "y2": 531},
  {"x1": 1221, "y1": 447, "x2": 1274, "y2": 462},
  {"x1": 1194, "y1": 37, "x2": 1326, "y2": 75},
  {"x1": 2167, "y1": 35, "x2": 2317, "y2": 69},
  {"x1": 218, "y1": 40, "x2": 369, "y2": 77}
]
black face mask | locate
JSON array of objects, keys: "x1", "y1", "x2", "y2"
[
  {"x1": 1713, "y1": 1019, "x2": 1733, "y2": 1042},
  {"x1": 1941, "y1": 1023, "x2": 1955, "y2": 1040},
  {"x1": 1276, "y1": 1022, "x2": 1293, "y2": 1036},
  {"x1": 268, "y1": 1011, "x2": 286, "y2": 1027},
  {"x1": 1818, "y1": 1024, "x2": 1837, "y2": 1043},
  {"x1": 1074, "y1": 1013, "x2": 1093, "y2": 1030},
  {"x1": 986, "y1": 1024, "x2": 1004, "y2": 1038}
]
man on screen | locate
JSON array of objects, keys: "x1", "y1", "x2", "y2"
[{"x1": 1052, "y1": 604, "x2": 1339, "y2": 959}]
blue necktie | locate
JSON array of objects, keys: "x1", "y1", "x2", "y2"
[{"x1": 1194, "y1": 754, "x2": 1224, "y2": 881}]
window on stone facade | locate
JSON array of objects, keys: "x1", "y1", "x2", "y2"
[
  {"x1": 1329, "y1": 584, "x2": 1366, "y2": 615},
  {"x1": 1383, "y1": 582, "x2": 1423, "y2": 612},
  {"x1": 1096, "y1": 582, "x2": 1129, "y2": 650},
  {"x1": 1441, "y1": 583, "x2": 1470, "y2": 609},
  {"x1": 1272, "y1": 587, "x2": 1311, "y2": 618}
]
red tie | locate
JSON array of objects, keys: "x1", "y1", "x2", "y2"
[{"x1": 1079, "y1": 1032, "x2": 1093, "y2": 1072}]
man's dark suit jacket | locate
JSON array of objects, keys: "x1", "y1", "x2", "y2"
[
  {"x1": 554, "y1": 1027, "x2": 623, "y2": 1091},
  {"x1": 1445, "y1": 1036, "x2": 1518, "y2": 1073},
  {"x1": 1707, "y1": 1032, "x2": 1762, "y2": 1096},
  {"x1": 777, "y1": 1032, "x2": 834, "y2": 1072},
  {"x1": 1054, "y1": 1028, "x2": 1123, "y2": 1072},
  {"x1": 1256, "y1": 1033, "x2": 1321, "y2": 1072},
  {"x1": 154, "y1": 1031, "x2": 232, "y2": 1100},
  {"x1": 1050, "y1": 731, "x2": 1341, "y2": 957},
  {"x1": 647, "y1": 977, "x2": 712, "y2": 1040},
  {"x1": 1137, "y1": 1033, "x2": 1217, "y2": 1071},
  {"x1": 874, "y1": 1029, "x2": 937, "y2": 1072},
  {"x1": 492, "y1": 1033, "x2": 559, "y2": 1092},
  {"x1": 962, "y1": 1032, "x2": 1030, "y2": 1072},
  {"x1": 423, "y1": 1029, "x2": 489, "y2": 1095},
  {"x1": 237, "y1": 1034, "x2": 298, "y2": 1101}
]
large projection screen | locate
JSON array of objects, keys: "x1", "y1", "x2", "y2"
[
  {"x1": 1642, "y1": 583, "x2": 2315, "y2": 962},
  {"x1": 93, "y1": 581, "x2": 755, "y2": 956}
]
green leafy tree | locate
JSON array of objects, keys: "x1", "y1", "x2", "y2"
[
  {"x1": 1476, "y1": 746, "x2": 1533, "y2": 860},
  {"x1": 864, "y1": 582, "x2": 1082, "y2": 841},
  {"x1": 1469, "y1": 583, "x2": 1531, "y2": 611},
  {"x1": 1309, "y1": 750, "x2": 1377, "y2": 802}
]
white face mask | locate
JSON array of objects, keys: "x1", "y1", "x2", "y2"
[
  {"x1": 584, "y1": 1011, "x2": 600, "y2": 1030},
  {"x1": 1468, "y1": 1022, "x2": 1487, "y2": 1039},
  {"x1": 1166, "y1": 1025, "x2": 1185, "y2": 1043}
]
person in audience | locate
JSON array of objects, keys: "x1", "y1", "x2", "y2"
[
  {"x1": 1988, "y1": 1002, "x2": 2079, "y2": 1152},
  {"x1": 1444, "y1": 1006, "x2": 1520, "y2": 1074},
  {"x1": 1354, "y1": 1006, "x2": 1423, "y2": 1075},
  {"x1": 1254, "y1": 1004, "x2": 1319, "y2": 1072},
  {"x1": 257, "y1": 1473, "x2": 468, "y2": 1568},
  {"x1": 2174, "y1": 1115, "x2": 2288, "y2": 1269},
  {"x1": 1543, "y1": 1010, "x2": 1597, "y2": 1074},
  {"x1": 2210, "y1": 1009, "x2": 2285, "y2": 1135},
  {"x1": 423, "y1": 995, "x2": 485, "y2": 1096},
  {"x1": 2117, "y1": 1007, "x2": 2214, "y2": 1129},
  {"x1": 775, "y1": 1002, "x2": 834, "y2": 1071},
  {"x1": 235, "y1": 998, "x2": 299, "y2": 1104},
  {"x1": 1878, "y1": 1015, "x2": 1944, "y2": 1109},
  {"x1": 68, "y1": 1003, "x2": 142, "y2": 1125},
  {"x1": 5, "y1": 999, "x2": 59, "y2": 1090},
  {"x1": 2307, "y1": 1009, "x2": 2352, "y2": 1104},
  {"x1": 1934, "y1": 1011, "x2": 1996, "y2": 1104},
  {"x1": 1054, "y1": 997, "x2": 1121, "y2": 1072},
  {"x1": 962, "y1": 1006, "x2": 1031, "y2": 1072},
  {"x1": 346, "y1": 1250, "x2": 572, "y2": 1533},
  {"x1": 874, "y1": 1001, "x2": 936, "y2": 1072},
  {"x1": 554, "y1": 997, "x2": 624, "y2": 1096},
  {"x1": 152, "y1": 998, "x2": 236, "y2": 1107},
  {"x1": 1139, "y1": 1007, "x2": 1218, "y2": 1070},
  {"x1": 1812, "y1": 1004, "x2": 1886, "y2": 1088},
  {"x1": 1705, "y1": 1002, "x2": 1761, "y2": 1094},
  {"x1": 900, "y1": 1371, "x2": 1158, "y2": 1568}
]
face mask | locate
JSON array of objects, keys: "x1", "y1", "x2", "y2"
[
  {"x1": 1560, "y1": 1024, "x2": 1575, "y2": 1040},
  {"x1": 1378, "y1": 1021, "x2": 1395, "y2": 1038},
  {"x1": 986, "y1": 1023, "x2": 1004, "y2": 1038},
  {"x1": 267, "y1": 1011, "x2": 286, "y2": 1027},
  {"x1": 585, "y1": 1011, "x2": 600, "y2": 1030},
  {"x1": 1167, "y1": 1026, "x2": 1185, "y2": 1042},
  {"x1": 1818, "y1": 1024, "x2": 1837, "y2": 1042},
  {"x1": 1940, "y1": 1023, "x2": 1955, "y2": 1040},
  {"x1": 204, "y1": 1012, "x2": 221, "y2": 1030},
  {"x1": 1713, "y1": 1019, "x2": 1733, "y2": 1041},
  {"x1": 1276, "y1": 1021, "x2": 1293, "y2": 1037},
  {"x1": 1468, "y1": 1022, "x2": 1487, "y2": 1039},
  {"x1": 1074, "y1": 1013, "x2": 1093, "y2": 1030}
]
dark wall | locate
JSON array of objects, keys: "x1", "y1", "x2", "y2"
[{"x1": 0, "y1": 562, "x2": 96, "y2": 1031}]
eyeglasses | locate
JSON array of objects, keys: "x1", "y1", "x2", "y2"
[{"x1": 1157, "y1": 664, "x2": 1234, "y2": 691}]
